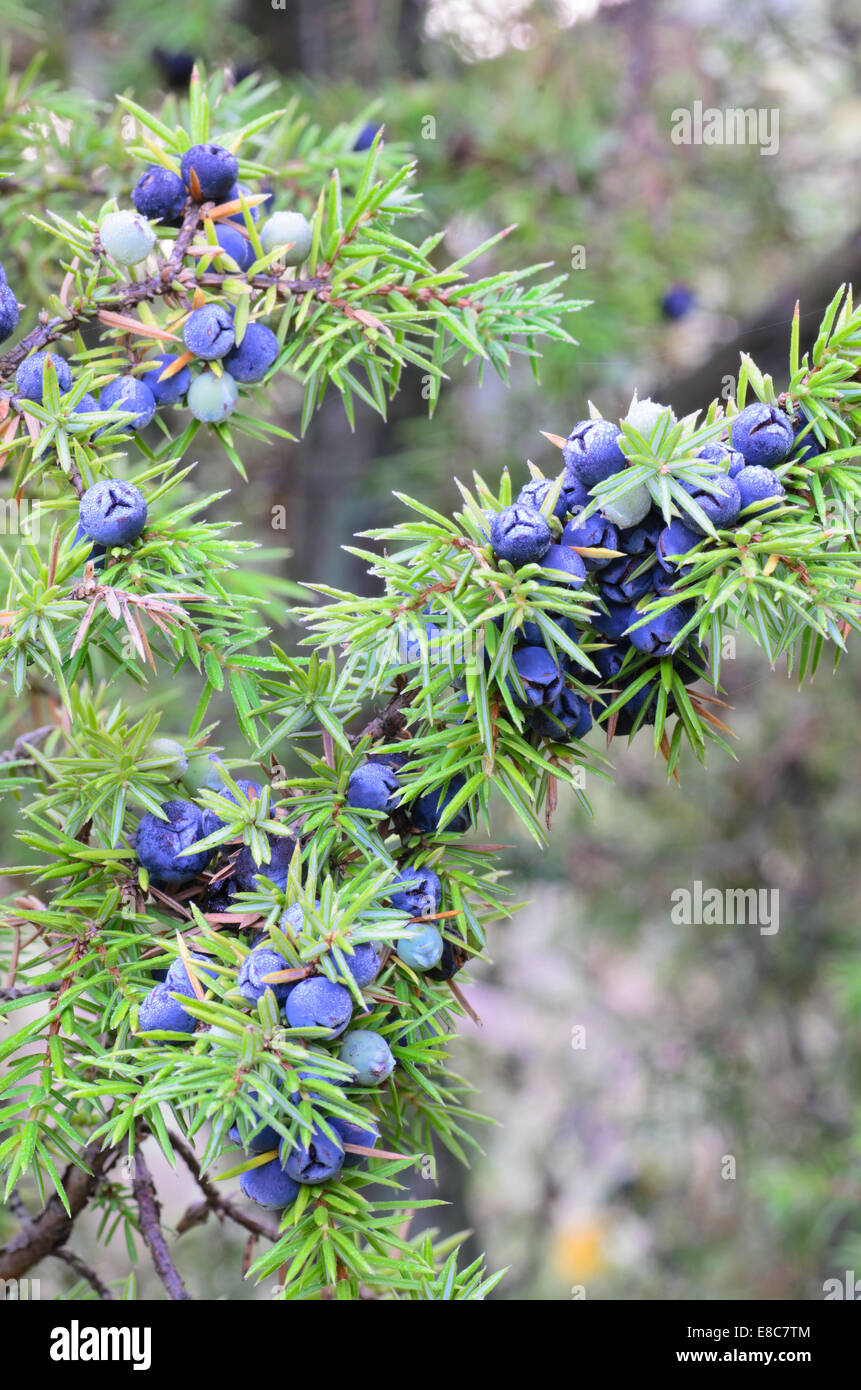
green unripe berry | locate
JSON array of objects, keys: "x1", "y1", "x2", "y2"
[
  {"x1": 600, "y1": 483, "x2": 652, "y2": 529},
  {"x1": 145, "y1": 737, "x2": 189, "y2": 782},
  {"x1": 396, "y1": 924, "x2": 444, "y2": 971},
  {"x1": 99, "y1": 210, "x2": 157, "y2": 266},
  {"x1": 259, "y1": 211, "x2": 313, "y2": 263},
  {"x1": 181, "y1": 751, "x2": 226, "y2": 795},
  {"x1": 187, "y1": 370, "x2": 239, "y2": 423}
]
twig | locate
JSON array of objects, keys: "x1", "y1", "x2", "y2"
[
  {"x1": 0, "y1": 196, "x2": 332, "y2": 388},
  {"x1": 168, "y1": 1130, "x2": 279, "y2": 1243},
  {"x1": 131, "y1": 1144, "x2": 191, "y2": 1300},
  {"x1": 53, "y1": 1246, "x2": 114, "y2": 1299},
  {"x1": 0, "y1": 1135, "x2": 124, "y2": 1282},
  {"x1": 0, "y1": 981, "x2": 61, "y2": 1003},
  {"x1": 354, "y1": 677, "x2": 411, "y2": 746},
  {"x1": 0, "y1": 724, "x2": 57, "y2": 763}
]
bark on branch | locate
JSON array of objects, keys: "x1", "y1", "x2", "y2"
[
  {"x1": 131, "y1": 1144, "x2": 192, "y2": 1301},
  {"x1": 0, "y1": 1135, "x2": 124, "y2": 1282}
]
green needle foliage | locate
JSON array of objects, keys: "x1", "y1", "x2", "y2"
[{"x1": 1, "y1": 71, "x2": 860, "y2": 1302}]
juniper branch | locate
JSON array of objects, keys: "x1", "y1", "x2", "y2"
[
  {"x1": 131, "y1": 1144, "x2": 192, "y2": 1301},
  {"x1": 0, "y1": 1136, "x2": 125, "y2": 1282},
  {"x1": 52, "y1": 1246, "x2": 115, "y2": 1299},
  {"x1": 169, "y1": 1130, "x2": 279, "y2": 1243}
]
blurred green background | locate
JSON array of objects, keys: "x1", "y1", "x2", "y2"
[{"x1": 3, "y1": 0, "x2": 861, "y2": 1300}]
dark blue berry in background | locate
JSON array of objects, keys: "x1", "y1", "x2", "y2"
[
  {"x1": 238, "y1": 945, "x2": 293, "y2": 1006},
  {"x1": 618, "y1": 512, "x2": 663, "y2": 555},
  {"x1": 327, "y1": 942, "x2": 381, "y2": 989},
  {"x1": 225, "y1": 182, "x2": 262, "y2": 224},
  {"x1": 165, "y1": 952, "x2": 217, "y2": 996},
  {"x1": 138, "y1": 984, "x2": 197, "y2": 1034},
  {"x1": 240, "y1": 1159, "x2": 300, "y2": 1210},
  {"x1": 508, "y1": 645, "x2": 564, "y2": 708},
  {"x1": 541, "y1": 543, "x2": 587, "y2": 588},
  {"x1": 282, "y1": 1125, "x2": 345, "y2": 1184},
  {"x1": 656, "y1": 519, "x2": 700, "y2": 574},
  {"x1": 333, "y1": 1115, "x2": 379, "y2": 1168},
  {"x1": 599, "y1": 553, "x2": 655, "y2": 605},
  {"x1": 561, "y1": 511, "x2": 619, "y2": 569},
  {"x1": 529, "y1": 686, "x2": 592, "y2": 740},
  {"x1": 660, "y1": 284, "x2": 696, "y2": 320},
  {"x1": 152, "y1": 48, "x2": 196, "y2": 91},
  {"x1": 353, "y1": 122, "x2": 382, "y2": 151},
  {"x1": 735, "y1": 465, "x2": 786, "y2": 515},
  {"x1": 229, "y1": 1089, "x2": 283, "y2": 1154},
  {"x1": 390, "y1": 865, "x2": 441, "y2": 918},
  {"x1": 790, "y1": 406, "x2": 825, "y2": 465},
  {"x1": 517, "y1": 477, "x2": 568, "y2": 520},
  {"x1": 410, "y1": 775, "x2": 471, "y2": 834},
  {"x1": 214, "y1": 222, "x2": 255, "y2": 272},
  {"x1": 593, "y1": 601, "x2": 636, "y2": 641},
  {"x1": 234, "y1": 833, "x2": 297, "y2": 892},
  {"x1": 628, "y1": 602, "x2": 692, "y2": 656},
  {"x1": 346, "y1": 762, "x2": 400, "y2": 812},
  {"x1": 560, "y1": 469, "x2": 591, "y2": 513}
]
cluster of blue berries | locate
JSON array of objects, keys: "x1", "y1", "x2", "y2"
[
  {"x1": 484, "y1": 398, "x2": 808, "y2": 741},
  {"x1": 132, "y1": 751, "x2": 458, "y2": 1208},
  {"x1": 7, "y1": 142, "x2": 314, "y2": 561}
]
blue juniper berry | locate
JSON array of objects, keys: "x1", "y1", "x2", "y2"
[
  {"x1": 281, "y1": 1125, "x2": 344, "y2": 1184},
  {"x1": 628, "y1": 602, "x2": 693, "y2": 656},
  {"x1": 139, "y1": 353, "x2": 191, "y2": 405},
  {"x1": 132, "y1": 164, "x2": 187, "y2": 224},
  {"x1": 390, "y1": 865, "x2": 441, "y2": 918},
  {"x1": 490, "y1": 503, "x2": 552, "y2": 565},
  {"x1": 183, "y1": 303, "x2": 236, "y2": 360},
  {"x1": 78, "y1": 479, "x2": 147, "y2": 546},
  {"x1": 284, "y1": 976, "x2": 353, "y2": 1037},
  {"x1": 562, "y1": 419, "x2": 627, "y2": 486},
  {"x1": 223, "y1": 323, "x2": 280, "y2": 383},
  {"x1": 180, "y1": 143, "x2": 238, "y2": 201},
  {"x1": 135, "y1": 800, "x2": 212, "y2": 887},
  {"x1": 100, "y1": 376, "x2": 157, "y2": 431},
  {"x1": 730, "y1": 402, "x2": 794, "y2": 466},
  {"x1": 735, "y1": 465, "x2": 786, "y2": 515},
  {"x1": 347, "y1": 761, "x2": 400, "y2": 812},
  {"x1": 410, "y1": 775, "x2": 471, "y2": 834},
  {"x1": 680, "y1": 470, "x2": 741, "y2": 534},
  {"x1": 561, "y1": 512, "x2": 619, "y2": 569},
  {"x1": 240, "y1": 1158, "x2": 300, "y2": 1209},
  {"x1": 16, "y1": 351, "x2": 72, "y2": 403}
]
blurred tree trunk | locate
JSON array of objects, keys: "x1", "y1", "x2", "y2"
[
  {"x1": 238, "y1": 0, "x2": 429, "y2": 79},
  {"x1": 659, "y1": 229, "x2": 861, "y2": 413}
]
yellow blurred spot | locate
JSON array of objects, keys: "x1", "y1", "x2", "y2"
[{"x1": 552, "y1": 1218, "x2": 607, "y2": 1281}]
